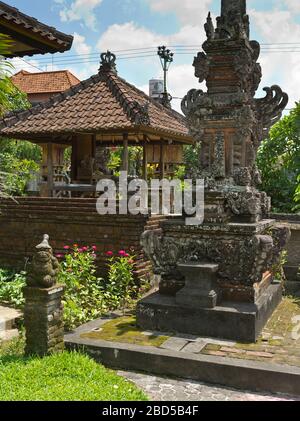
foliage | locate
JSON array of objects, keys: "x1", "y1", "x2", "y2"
[
  {"x1": 0, "y1": 34, "x2": 15, "y2": 115},
  {"x1": 0, "y1": 153, "x2": 39, "y2": 195},
  {"x1": 183, "y1": 143, "x2": 201, "y2": 179},
  {"x1": 294, "y1": 174, "x2": 300, "y2": 212},
  {"x1": 0, "y1": 269, "x2": 25, "y2": 308},
  {"x1": 257, "y1": 103, "x2": 300, "y2": 213},
  {"x1": 0, "y1": 339, "x2": 147, "y2": 401},
  {"x1": 57, "y1": 245, "x2": 106, "y2": 330},
  {"x1": 105, "y1": 250, "x2": 137, "y2": 312},
  {"x1": 272, "y1": 250, "x2": 288, "y2": 284},
  {"x1": 57, "y1": 246, "x2": 141, "y2": 330}
]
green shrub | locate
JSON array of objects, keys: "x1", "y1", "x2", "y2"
[
  {"x1": 57, "y1": 245, "x2": 141, "y2": 330},
  {"x1": 0, "y1": 269, "x2": 25, "y2": 308},
  {"x1": 0, "y1": 338, "x2": 147, "y2": 401},
  {"x1": 57, "y1": 245, "x2": 106, "y2": 330},
  {"x1": 105, "y1": 249, "x2": 138, "y2": 312},
  {"x1": 257, "y1": 103, "x2": 300, "y2": 213}
]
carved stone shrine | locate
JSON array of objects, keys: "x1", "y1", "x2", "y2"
[
  {"x1": 136, "y1": 0, "x2": 291, "y2": 342},
  {"x1": 24, "y1": 234, "x2": 65, "y2": 356}
]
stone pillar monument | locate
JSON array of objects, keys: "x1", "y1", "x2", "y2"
[
  {"x1": 24, "y1": 234, "x2": 64, "y2": 356},
  {"x1": 137, "y1": 0, "x2": 291, "y2": 342}
]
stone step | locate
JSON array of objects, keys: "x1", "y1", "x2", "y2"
[
  {"x1": 0, "y1": 306, "x2": 22, "y2": 332},
  {"x1": 0, "y1": 329, "x2": 19, "y2": 342}
]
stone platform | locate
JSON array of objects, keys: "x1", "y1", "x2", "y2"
[
  {"x1": 136, "y1": 283, "x2": 282, "y2": 343},
  {"x1": 65, "y1": 296, "x2": 300, "y2": 396}
]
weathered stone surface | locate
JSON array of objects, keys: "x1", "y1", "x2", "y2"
[
  {"x1": 176, "y1": 262, "x2": 218, "y2": 308},
  {"x1": 24, "y1": 236, "x2": 65, "y2": 357},
  {"x1": 138, "y1": 0, "x2": 291, "y2": 343}
]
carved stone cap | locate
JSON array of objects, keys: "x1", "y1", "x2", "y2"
[{"x1": 36, "y1": 234, "x2": 51, "y2": 250}]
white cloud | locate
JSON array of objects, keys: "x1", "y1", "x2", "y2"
[
  {"x1": 73, "y1": 32, "x2": 92, "y2": 55},
  {"x1": 284, "y1": 0, "x2": 300, "y2": 14},
  {"x1": 59, "y1": 0, "x2": 103, "y2": 31},
  {"x1": 97, "y1": 21, "x2": 205, "y2": 52},
  {"x1": 250, "y1": 8, "x2": 300, "y2": 108},
  {"x1": 147, "y1": 0, "x2": 213, "y2": 27}
]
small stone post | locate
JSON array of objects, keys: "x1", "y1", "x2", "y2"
[{"x1": 23, "y1": 234, "x2": 64, "y2": 357}]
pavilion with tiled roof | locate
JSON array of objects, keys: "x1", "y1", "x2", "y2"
[
  {"x1": 0, "y1": 52, "x2": 193, "y2": 197},
  {"x1": 0, "y1": 1, "x2": 73, "y2": 57}
]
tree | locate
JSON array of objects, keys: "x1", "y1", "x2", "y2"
[{"x1": 257, "y1": 103, "x2": 300, "y2": 213}]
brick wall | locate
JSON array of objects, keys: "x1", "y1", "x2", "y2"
[{"x1": 0, "y1": 197, "x2": 165, "y2": 279}]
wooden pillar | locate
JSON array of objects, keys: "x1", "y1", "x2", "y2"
[
  {"x1": 160, "y1": 140, "x2": 165, "y2": 179},
  {"x1": 122, "y1": 133, "x2": 129, "y2": 172},
  {"x1": 143, "y1": 135, "x2": 148, "y2": 180},
  {"x1": 47, "y1": 142, "x2": 53, "y2": 197}
]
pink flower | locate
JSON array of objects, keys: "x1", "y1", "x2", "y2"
[
  {"x1": 63, "y1": 245, "x2": 70, "y2": 250},
  {"x1": 128, "y1": 259, "x2": 134, "y2": 265},
  {"x1": 124, "y1": 253, "x2": 130, "y2": 258},
  {"x1": 56, "y1": 254, "x2": 63, "y2": 258},
  {"x1": 106, "y1": 251, "x2": 113, "y2": 257},
  {"x1": 78, "y1": 248, "x2": 83, "y2": 253},
  {"x1": 91, "y1": 253, "x2": 97, "y2": 259},
  {"x1": 92, "y1": 245, "x2": 97, "y2": 251},
  {"x1": 119, "y1": 250, "x2": 126, "y2": 256},
  {"x1": 82, "y1": 246, "x2": 88, "y2": 252}
]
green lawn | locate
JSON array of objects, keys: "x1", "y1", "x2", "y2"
[{"x1": 0, "y1": 338, "x2": 147, "y2": 401}]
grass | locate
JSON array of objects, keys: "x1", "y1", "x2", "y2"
[
  {"x1": 0, "y1": 337, "x2": 148, "y2": 401},
  {"x1": 80, "y1": 315, "x2": 169, "y2": 347}
]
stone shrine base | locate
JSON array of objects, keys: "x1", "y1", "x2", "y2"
[{"x1": 136, "y1": 283, "x2": 282, "y2": 343}]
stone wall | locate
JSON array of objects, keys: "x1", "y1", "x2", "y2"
[
  {"x1": 0, "y1": 197, "x2": 164, "y2": 280},
  {"x1": 271, "y1": 213, "x2": 300, "y2": 296}
]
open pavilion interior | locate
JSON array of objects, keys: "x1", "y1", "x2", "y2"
[{"x1": 1, "y1": 52, "x2": 193, "y2": 198}]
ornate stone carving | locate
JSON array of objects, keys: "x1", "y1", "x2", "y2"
[
  {"x1": 27, "y1": 234, "x2": 59, "y2": 288},
  {"x1": 99, "y1": 50, "x2": 117, "y2": 73},
  {"x1": 193, "y1": 52, "x2": 209, "y2": 83}
]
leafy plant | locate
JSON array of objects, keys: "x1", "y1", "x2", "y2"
[
  {"x1": 257, "y1": 103, "x2": 300, "y2": 213},
  {"x1": 57, "y1": 245, "x2": 106, "y2": 330},
  {"x1": 0, "y1": 269, "x2": 26, "y2": 308},
  {"x1": 105, "y1": 250, "x2": 137, "y2": 313},
  {"x1": 0, "y1": 154, "x2": 39, "y2": 196}
]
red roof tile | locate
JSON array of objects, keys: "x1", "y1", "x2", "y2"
[
  {"x1": 0, "y1": 61, "x2": 192, "y2": 143},
  {"x1": 11, "y1": 70, "x2": 80, "y2": 94}
]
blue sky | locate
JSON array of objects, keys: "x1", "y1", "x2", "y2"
[{"x1": 6, "y1": 0, "x2": 300, "y2": 112}]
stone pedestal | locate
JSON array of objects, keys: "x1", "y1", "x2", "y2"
[
  {"x1": 176, "y1": 263, "x2": 219, "y2": 308},
  {"x1": 23, "y1": 285, "x2": 65, "y2": 356}
]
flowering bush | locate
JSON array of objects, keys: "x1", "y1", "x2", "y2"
[
  {"x1": 57, "y1": 244, "x2": 106, "y2": 330},
  {"x1": 57, "y1": 245, "x2": 141, "y2": 330},
  {"x1": 105, "y1": 249, "x2": 137, "y2": 312}
]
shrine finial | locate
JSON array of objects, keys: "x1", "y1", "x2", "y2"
[
  {"x1": 221, "y1": 0, "x2": 246, "y2": 17},
  {"x1": 99, "y1": 50, "x2": 117, "y2": 73}
]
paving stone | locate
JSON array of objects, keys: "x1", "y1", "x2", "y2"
[
  {"x1": 181, "y1": 341, "x2": 207, "y2": 354},
  {"x1": 196, "y1": 337, "x2": 236, "y2": 347},
  {"x1": 245, "y1": 351, "x2": 274, "y2": 358},
  {"x1": 206, "y1": 351, "x2": 227, "y2": 357},
  {"x1": 118, "y1": 371, "x2": 300, "y2": 401},
  {"x1": 160, "y1": 337, "x2": 189, "y2": 352},
  {"x1": 220, "y1": 347, "x2": 245, "y2": 354}
]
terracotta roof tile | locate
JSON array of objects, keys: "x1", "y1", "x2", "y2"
[
  {"x1": 0, "y1": 66, "x2": 192, "y2": 142},
  {"x1": 11, "y1": 70, "x2": 80, "y2": 94}
]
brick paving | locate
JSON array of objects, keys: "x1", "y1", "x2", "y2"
[{"x1": 118, "y1": 371, "x2": 300, "y2": 401}]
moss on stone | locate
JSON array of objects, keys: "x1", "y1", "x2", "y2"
[{"x1": 80, "y1": 316, "x2": 169, "y2": 347}]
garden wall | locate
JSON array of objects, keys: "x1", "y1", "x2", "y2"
[
  {"x1": 0, "y1": 197, "x2": 165, "y2": 280},
  {"x1": 271, "y1": 213, "x2": 300, "y2": 296}
]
